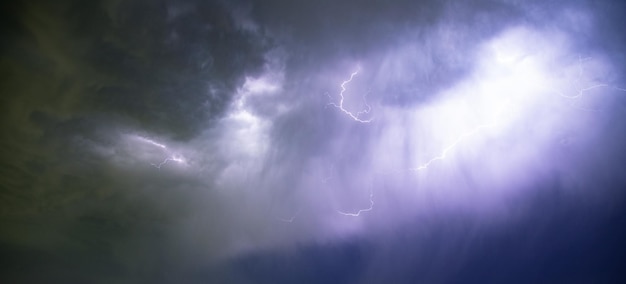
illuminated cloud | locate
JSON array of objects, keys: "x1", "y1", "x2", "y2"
[{"x1": 1, "y1": 0, "x2": 625, "y2": 283}]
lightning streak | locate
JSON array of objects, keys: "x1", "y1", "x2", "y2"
[
  {"x1": 135, "y1": 135, "x2": 186, "y2": 170},
  {"x1": 556, "y1": 56, "x2": 625, "y2": 111},
  {"x1": 337, "y1": 189, "x2": 374, "y2": 217},
  {"x1": 151, "y1": 156, "x2": 185, "y2": 169},
  {"x1": 409, "y1": 123, "x2": 498, "y2": 171},
  {"x1": 137, "y1": 136, "x2": 167, "y2": 149},
  {"x1": 408, "y1": 53, "x2": 624, "y2": 172},
  {"x1": 409, "y1": 53, "x2": 624, "y2": 172},
  {"x1": 558, "y1": 84, "x2": 610, "y2": 100},
  {"x1": 409, "y1": 101, "x2": 510, "y2": 171},
  {"x1": 327, "y1": 68, "x2": 373, "y2": 123}
]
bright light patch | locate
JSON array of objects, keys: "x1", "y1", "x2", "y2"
[
  {"x1": 122, "y1": 134, "x2": 188, "y2": 170},
  {"x1": 225, "y1": 109, "x2": 268, "y2": 157},
  {"x1": 135, "y1": 135, "x2": 167, "y2": 149},
  {"x1": 241, "y1": 75, "x2": 281, "y2": 95}
]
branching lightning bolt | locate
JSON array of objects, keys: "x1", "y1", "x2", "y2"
[
  {"x1": 151, "y1": 156, "x2": 185, "y2": 169},
  {"x1": 136, "y1": 136, "x2": 186, "y2": 170},
  {"x1": 329, "y1": 54, "x2": 625, "y2": 217},
  {"x1": 327, "y1": 68, "x2": 373, "y2": 123},
  {"x1": 559, "y1": 84, "x2": 610, "y2": 99},
  {"x1": 337, "y1": 189, "x2": 374, "y2": 217},
  {"x1": 408, "y1": 54, "x2": 624, "y2": 172},
  {"x1": 556, "y1": 56, "x2": 626, "y2": 111}
]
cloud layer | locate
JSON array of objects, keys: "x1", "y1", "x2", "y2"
[{"x1": 2, "y1": 0, "x2": 626, "y2": 283}]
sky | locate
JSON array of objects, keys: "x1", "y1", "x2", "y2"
[{"x1": 1, "y1": 0, "x2": 626, "y2": 283}]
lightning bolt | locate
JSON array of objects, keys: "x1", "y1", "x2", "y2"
[
  {"x1": 135, "y1": 136, "x2": 186, "y2": 170},
  {"x1": 151, "y1": 156, "x2": 185, "y2": 169},
  {"x1": 327, "y1": 69, "x2": 375, "y2": 216},
  {"x1": 555, "y1": 56, "x2": 625, "y2": 111},
  {"x1": 409, "y1": 123, "x2": 498, "y2": 171},
  {"x1": 337, "y1": 188, "x2": 374, "y2": 217},
  {"x1": 409, "y1": 102, "x2": 510, "y2": 171},
  {"x1": 558, "y1": 84, "x2": 610, "y2": 100},
  {"x1": 409, "y1": 53, "x2": 625, "y2": 172},
  {"x1": 327, "y1": 68, "x2": 373, "y2": 123},
  {"x1": 331, "y1": 53, "x2": 624, "y2": 217},
  {"x1": 137, "y1": 136, "x2": 167, "y2": 149}
]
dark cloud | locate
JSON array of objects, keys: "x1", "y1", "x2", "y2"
[{"x1": 2, "y1": 0, "x2": 268, "y2": 141}]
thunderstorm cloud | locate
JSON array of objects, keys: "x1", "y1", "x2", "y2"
[{"x1": 1, "y1": 0, "x2": 626, "y2": 283}]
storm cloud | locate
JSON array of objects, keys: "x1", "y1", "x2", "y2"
[{"x1": 2, "y1": 0, "x2": 626, "y2": 283}]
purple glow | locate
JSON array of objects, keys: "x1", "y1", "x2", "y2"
[
  {"x1": 5, "y1": 1, "x2": 626, "y2": 282},
  {"x1": 142, "y1": 24, "x2": 626, "y2": 256}
]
